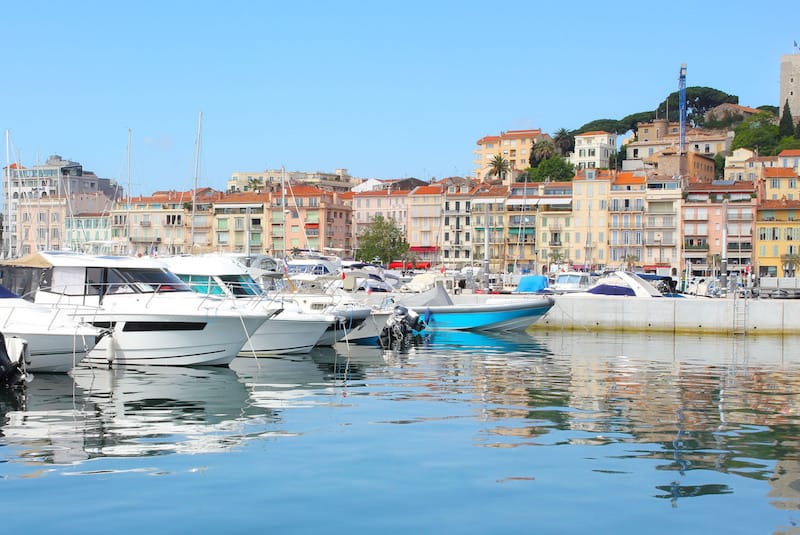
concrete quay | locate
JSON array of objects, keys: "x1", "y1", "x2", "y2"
[{"x1": 529, "y1": 294, "x2": 800, "y2": 336}]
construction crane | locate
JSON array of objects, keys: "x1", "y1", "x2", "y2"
[{"x1": 679, "y1": 63, "x2": 687, "y2": 155}]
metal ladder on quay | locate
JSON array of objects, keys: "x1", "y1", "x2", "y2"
[{"x1": 732, "y1": 292, "x2": 747, "y2": 335}]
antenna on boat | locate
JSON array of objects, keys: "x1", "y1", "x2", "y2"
[{"x1": 191, "y1": 111, "x2": 202, "y2": 252}]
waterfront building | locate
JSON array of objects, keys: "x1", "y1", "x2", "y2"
[
  {"x1": 406, "y1": 184, "x2": 444, "y2": 266},
  {"x1": 755, "y1": 199, "x2": 800, "y2": 277},
  {"x1": 570, "y1": 169, "x2": 611, "y2": 271},
  {"x1": 271, "y1": 184, "x2": 352, "y2": 256},
  {"x1": 780, "y1": 52, "x2": 800, "y2": 125},
  {"x1": 682, "y1": 181, "x2": 756, "y2": 277},
  {"x1": 473, "y1": 129, "x2": 551, "y2": 184},
  {"x1": 643, "y1": 174, "x2": 682, "y2": 274},
  {"x1": 471, "y1": 184, "x2": 508, "y2": 275},
  {"x1": 2, "y1": 155, "x2": 122, "y2": 258},
  {"x1": 352, "y1": 187, "x2": 410, "y2": 244},
  {"x1": 504, "y1": 181, "x2": 537, "y2": 274},
  {"x1": 536, "y1": 182, "x2": 573, "y2": 272},
  {"x1": 212, "y1": 192, "x2": 267, "y2": 255},
  {"x1": 15, "y1": 192, "x2": 114, "y2": 256},
  {"x1": 440, "y1": 178, "x2": 477, "y2": 270},
  {"x1": 109, "y1": 190, "x2": 192, "y2": 256},
  {"x1": 608, "y1": 171, "x2": 646, "y2": 269},
  {"x1": 568, "y1": 131, "x2": 617, "y2": 171}
]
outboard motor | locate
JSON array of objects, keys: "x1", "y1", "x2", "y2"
[
  {"x1": 379, "y1": 305, "x2": 423, "y2": 349},
  {"x1": 0, "y1": 332, "x2": 27, "y2": 387}
]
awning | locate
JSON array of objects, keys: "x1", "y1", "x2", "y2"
[
  {"x1": 506, "y1": 199, "x2": 540, "y2": 206},
  {"x1": 410, "y1": 246, "x2": 439, "y2": 253},
  {"x1": 508, "y1": 228, "x2": 535, "y2": 235},
  {"x1": 538, "y1": 198, "x2": 571, "y2": 205}
]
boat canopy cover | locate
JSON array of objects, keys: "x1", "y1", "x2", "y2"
[
  {"x1": 514, "y1": 275, "x2": 549, "y2": 293},
  {"x1": 0, "y1": 284, "x2": 20, "y2": 298},
  {"x1": 0, "y1": 252, "x2": 53, "y2": 268}
]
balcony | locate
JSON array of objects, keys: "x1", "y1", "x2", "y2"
[
  {"x1": 548, "y1": 239, "x2": 562, "y2": 246},
  {"x1": 683, "y1": 243, "x2": 709, "y2": 251},
  {"x1": 140, "y1": 220, "x2": 151, "y2": 227}
]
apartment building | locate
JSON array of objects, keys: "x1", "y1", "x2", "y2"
[
  {"x1": 473, "y1": 129, "x2": 551, "y2": 183},
  {"x1": 761, "y1": 167, "x2": 799, "y2": 201},
  {"x1": 755, "y1": 199, "x2": 800, "y2": 276},
  {"x1": 3, "y1": 155, "x2": 121, "y2": 257},
  {"x1": 570, "y1": 169, "x2": 611, "y2": 270},
  {"x1": 778, "y1": 150, "x2": 800, "y2": 174},
  {"x1": 608, "y1": 171, "x2": 647, "y2": 268},
  {"x1": 406, "y1": 184, "x2": 444, "y2": 266},
  {"x1": 568, "y1": 131, "x2": 617, "y2": 170},
  {"x1": 109, "y1": 190, "x2": 197, "y2": 256},
  {"x1": 643, "y1": 175, "x2": 682, "y2": 274},
  {"x1": 536, "y1": 183, "x2": 573, "y2": 271},
  {"x1": 227, "y1": 168, "x2": 357, "y2": 194},
  {"x1": 471, "y1": 184, "x2": 508, "y2": 275},
  {"x1": 504, "y1": 182, "x2": 537, "y2": 273},
  {"x1": 441, "y1": 178, "x2": 477, "y2": 270},
  {"x1": 352, "y1": 187, "x2": 410, "y2": 240},
  {"x1": 623, "y1": 119, "x2": 733, "y2": 172},
  {"x1": 682, "y1": 181, "x2": 756, "y2": 277}
]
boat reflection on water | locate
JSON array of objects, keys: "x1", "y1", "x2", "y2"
[
  {"x1": 0, "y1": 373, "x2": 92, "y2": 466},
  {"x1": 407, "y1": 329, "x2": 552, "y2": 358}
]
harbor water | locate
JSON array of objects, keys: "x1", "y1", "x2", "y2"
[{"x1": 2, "y1": 330, "x2": 799, "y2": 534}]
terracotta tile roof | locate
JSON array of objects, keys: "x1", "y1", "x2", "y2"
[
  {"x1": 763, "y1": 167, "x2": 798, "y2": 178},
  {"x1": 575, "y1": 130, "x2": 610, "y2": 137},
  {"x1": 613, "y1": 171, "x2": 646, "y2": 185},
  {"x1": 778, "y1": 149, "x2": 800, "y2": 157},
  {"x1": 686, "y1": 181, "x2": 756, "y2": 193},
  {"x1": 760, "y1": 199, "x2": 800, "y2": 209},
  {"x1": 476, "y1": 129, "x2": 545, "y2": 145},
  {"x1": 411, "y1": 185, "x2": 443, "y2": 195}
]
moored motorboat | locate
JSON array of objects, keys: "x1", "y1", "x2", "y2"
[
  {"x1": 0, "y1": 252, "x2": 269, "y2": 367},
  {"x1": 159, "y1": 254, "x2": 337, "y2": 354},
  {"x1": 0, "y1": 284, "x2": 103, "y2": 372}
]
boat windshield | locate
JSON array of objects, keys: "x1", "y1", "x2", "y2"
[
  {"x1": 176, "y1": 274, "x2": 226, "y2": 296},
  {"x1": 114, "y1": 268, "x2": 192, "y2": 293},
  {"x1": 219, "y1": 274, "x2": 263, "y2": 297}
]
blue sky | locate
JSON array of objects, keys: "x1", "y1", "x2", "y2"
[{"x1": 1, "y1": 0, "x2": 796, "y2": 196}]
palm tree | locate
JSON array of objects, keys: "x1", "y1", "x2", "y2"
[
  {"x1": 531, "y1": 140, "x2": 556, "y2": 167},
  {"x1": 247, "y1": 177, "x2": 264, "y2": 192},
  {"x1": 486, "y1": 154, "x2": 510, "y2": 183},
  {"x1": 553, "y1": 128, "x2": 574, "y2": 156}
]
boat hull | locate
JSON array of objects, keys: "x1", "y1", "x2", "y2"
[
  {"x1": 240, "y1": 315, "x2": 332, "y2": 355},
  {"x1": 81, "y1": 314, "x2": 266, "y2": 367},
  {"x1": 410, "y1": 296, "x2": 554, "y2": 332}
]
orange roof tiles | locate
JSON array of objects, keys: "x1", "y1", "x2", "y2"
[
  {"x1": 575, "y1": 131, "x2": 610, "y2": 137},
  {"x1": 778, "y1": 149, "x2": 800, "y2": 157},
  {"x1": 411, "y1": 185, "x2": 443, "y2": 195},
  {"x1": 763, "y1": 167, "x2": 798, "y2": 178},
  {"x1": 760, "y1": 199, "x2": 800, "y2": 209}
]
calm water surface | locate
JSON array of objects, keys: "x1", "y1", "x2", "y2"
[{"x1": 2, "y1": 330, "x2": 800, "y2": 534}]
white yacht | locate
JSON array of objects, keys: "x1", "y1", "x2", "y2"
[
  {"x1": 1, "y1": 252, "x2": 269, "y2": 367},
  {"x1": 159, "y1": 255, "x2": 336, "y2": 354},
  {"x1": 0, "y1": 288, "x2": 103, "y2": 372}
]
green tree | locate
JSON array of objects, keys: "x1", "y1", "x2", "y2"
[
  {"x1": 531, "y1": 140, "x2": 556, "y2": 167},
  {"x1": 758, "y1": 105, "x2": 779, "y2": 115},
  {"x1": 655, "y1": 86, "x2": 738, "y2": 127},
  {"x1": 714, "y1": 152, "x2": 726, "y2": 179},
  {"x1": 574, "y1": 119, "x2": 625, "y2": 135},
  {"x1": 356, "y1": 215, "x2": 409, "y2": 264},
  {"x1": 775, "y1": 136, "x2": 800, "y2": 153},
  {"x1": 247, "y1": 177, "x2": 264, "y2": 191},
  {"x1": 486, "y1": 154, "x2": 510, "y2": 182},
  {"x1": 780, "y1": 100, "x2": 795, "y2": 138},
  {"x1": 796, "y1": 118, "x2": 800, "y2": 140},
  {"x1": 731, "y1": 112, "x2": 780, "y2": 155},
  {"x1": 553, "y1": 128, "x2": 574, "y2": 156},
  {"x1": 528, "y1": 156, "x2": 574, "y2": 182}
]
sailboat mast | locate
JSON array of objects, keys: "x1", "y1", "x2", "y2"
[
  {"x1": 191, "y1": 111, "x2": 202, "y2": 252},
  {"x1": 126, "y1": 128, "x2": 132, "y2": 255},
  {"x1": 3, "y1": 129, "x2": 9, "y2": 258}
]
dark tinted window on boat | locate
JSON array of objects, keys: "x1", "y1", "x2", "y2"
[{"x1": 115, "y1": 268, "x2": 192, "y2": 293}]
